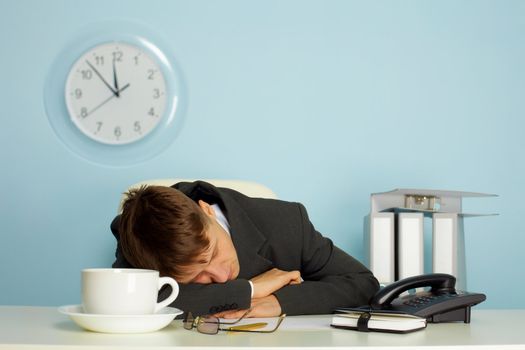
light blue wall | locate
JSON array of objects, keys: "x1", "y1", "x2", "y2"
[{"x1": 1, "y1": 0, "x2": 524, "y2": 308}]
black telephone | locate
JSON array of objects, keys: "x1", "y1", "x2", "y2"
[{"x1": 367, "y1": 273, "x2": 486, "y2": 323}]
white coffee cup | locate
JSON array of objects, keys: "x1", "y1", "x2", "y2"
[{"x1": 81, "y1": 268, "x2": 179, "y2": 315}]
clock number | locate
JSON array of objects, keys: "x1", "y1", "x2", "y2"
[
  {"x1": 80, "y1": 107, "x2": 88, "y2": 118},
  {"x1": 114, "y1": 126, "x2": 122, "y2": 139},
  {"x1": 153, "y1": 88, "x2": 161, "y2": 99},
  {"x1": 95, "y1": 121, "x2": 103, "y2": 134},
  {"x1": 147, "y1": 69, "x2": 156, "y2": 80},
  {"x1": 133, "y1": 55, "x2": 140, "y2": 65},
  {"x1": 112, "y1": 51, "x2": 123, "y2": 62},
  {"x1": 148, "y1": 107, "x2": 156, "y2": 117},
  {"x1": 81, "y1": 70, "x2": 92, "y2": 80},
  {"x1": 134, "y1": 121, "x2": 142, "y2": 134},
  {"x1": 74, "y1": 88, "x2": 82, "y2": 99},
  {"x1": 94, "y1": 55, "x2": 104, "y2": 66}
]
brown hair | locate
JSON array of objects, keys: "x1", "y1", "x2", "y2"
[{"x1": 118, "y1": 185, "x2": 211, "y2": 279}]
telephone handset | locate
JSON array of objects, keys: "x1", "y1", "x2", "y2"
[{"x1": 368, "y1": 273, "x2": 486, "y2": 323}]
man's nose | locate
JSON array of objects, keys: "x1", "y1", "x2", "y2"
[{"x1": 205, "y1": 265, "x2": 229, "y2": 283}]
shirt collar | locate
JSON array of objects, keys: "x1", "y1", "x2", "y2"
[{"x1": 211, "y1": 203, "x2": 231, "y2": 234}]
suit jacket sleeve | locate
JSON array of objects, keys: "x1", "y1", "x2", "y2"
[
  {"x1": 110, "y1": 215, "x2": 251, "y2": 316},
  {"x1": 272, "y1": 203, "x2": 379, "y2": 315}
]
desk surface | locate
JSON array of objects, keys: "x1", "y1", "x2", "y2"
[{"x1": 1, "y1": 306, "x2": 525, "y2": 349}]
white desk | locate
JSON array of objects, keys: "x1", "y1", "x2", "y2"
[{"x1": 1, "y1": 306, "x2": 524, "y2": 349}]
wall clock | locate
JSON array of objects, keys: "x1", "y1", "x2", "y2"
[
  {"x1": 44, "y1": 22, "x2": 185, "y2": 166},
  {"x1": 65, "y1": 42, "x2": 167, "y2": 145}
]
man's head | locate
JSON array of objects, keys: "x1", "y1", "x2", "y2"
[{"x1": 119, "y1": 185, "x2": 240, "y2": 284}]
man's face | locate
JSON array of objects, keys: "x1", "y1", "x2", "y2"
[{"x1": 176, "y1": 201, "x2": 240, "y2": 284}]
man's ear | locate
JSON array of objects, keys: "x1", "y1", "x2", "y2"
[{"x1": 198, "y1": 200, "x2": 216, "y2": 217}]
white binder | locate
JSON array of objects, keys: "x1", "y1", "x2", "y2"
[
  {"x1": 432, "y1": 213, "x2": 463, "y2": 284},
  {"x1": 397, "y1": 213, "x2": 424, "y2": 280},
  {"x1": 366, "y1": 213, "x2": 395, "y2": 285}
]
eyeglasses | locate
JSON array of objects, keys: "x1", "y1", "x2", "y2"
[{"x1": 183, "y1": 310, "x2": 286, "y2": 334}]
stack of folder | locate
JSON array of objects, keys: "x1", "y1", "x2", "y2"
[{"x1": 364, "y1": 189, "x2": 497, "y2": 289}]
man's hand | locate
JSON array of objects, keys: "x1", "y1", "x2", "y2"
[
  {"x1": 212, "y1": 268, "x2": 301, "y2": 319},
  {"x1": 250, "y1": 268, "x2": 301, "y2": 298},
  {"x1": 214, "y1": 295, "x2": 282, "y2": 318}
]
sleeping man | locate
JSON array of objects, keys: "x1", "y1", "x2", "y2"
[{"x1": 110, "y1": 180, "x2": 379, "y2": 317}]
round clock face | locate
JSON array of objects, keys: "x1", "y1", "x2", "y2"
[{"x1": 65, "y1": 42, "x2": 167, "y2": 145}]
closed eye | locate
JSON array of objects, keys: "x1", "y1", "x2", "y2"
[{"x1": 187, "y1": 246, "x2": 217, "y2": 284}]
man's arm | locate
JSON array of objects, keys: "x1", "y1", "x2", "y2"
[
  {"x1": 214, "y1": 203, "x2": 379, "y2": 318},
  {"x1": 216, "y1": 246, "x2": 376, "y2": 318},
  {"x1": 271, "y1": 204, "x2": 379, "y2": 315},
  {"x1": 161, "y1": 279, "x2": 252, "y2": 316},
  {"x1": 211, "y1": 267, "x2": 303, "y2": 319}
]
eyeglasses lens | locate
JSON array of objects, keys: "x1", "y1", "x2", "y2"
[
  {"x1": 196, "y1": 316, "x2": 219, "y2": 335},
  {"x1": 183, "y1": 313, "x2": 194, "y2": 330}
]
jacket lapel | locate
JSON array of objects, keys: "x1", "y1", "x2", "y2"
[{"x1": 221, "y1": 196, "x2": 274, "y2": 279}]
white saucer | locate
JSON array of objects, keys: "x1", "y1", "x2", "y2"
[{"x1": 58, "y1": 305, "x2": 183, "y2": 334}]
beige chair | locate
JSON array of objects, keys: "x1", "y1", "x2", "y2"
[{"x1": 119, "y1": 179, "x2": 277, "y2": 211}]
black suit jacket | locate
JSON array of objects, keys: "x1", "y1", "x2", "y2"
[{"x1": 111, "y1": 181, "x2": 379, "y2": 316}]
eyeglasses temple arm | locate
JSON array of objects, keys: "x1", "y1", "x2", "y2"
[
  {"x1": 224, "y1": 314, "x2": 286, "y2": 333},
  {"x1": 222, "y1": 322, "x2": 268, "y2": 331}
]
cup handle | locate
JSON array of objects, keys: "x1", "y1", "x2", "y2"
[{"x1": 155, "y1": 277, "x2": 180, "y2": 312}]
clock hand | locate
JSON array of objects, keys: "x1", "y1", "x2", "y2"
[
  {"x1": 86, "y1": 83, "x2": 130, "y2": 117},
  {"x1": 112, "y1": 59, "x2": 120, "y2": 98},
  {"x1": 86, "y1": 94, "x2": 116, "y2": 117},
  {"x1": 85, "y1": 60, "x2": 118, "y2": 97},
  {"x1": 117, "y1": 82, "x2": 130, "y2": 94}
]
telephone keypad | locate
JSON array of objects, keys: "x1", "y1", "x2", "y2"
[{"x1": 403, "y1": 293, "x2": 454, "y2": 308}]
